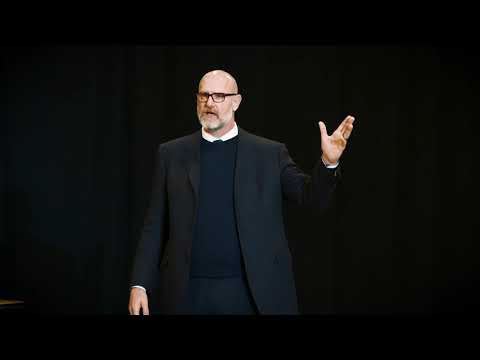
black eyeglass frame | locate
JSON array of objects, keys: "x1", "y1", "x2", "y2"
[{"x1": 196, "y1": 92, "x2": 239, "y2": 103}]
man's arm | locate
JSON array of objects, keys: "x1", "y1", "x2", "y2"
[
  {"x1": 129, "y1": 145, "x2": 169, "y2": 313},
  {"x1": 279, "y1": 144, "x2": 340, "y2": 212},
  {"x1": 280, "y1": 115, "x2": 354, "y2": 210}
]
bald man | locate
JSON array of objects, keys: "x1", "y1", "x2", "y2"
[{"x1": 128, "y1": 70, "x2": 355, "y2": 315}]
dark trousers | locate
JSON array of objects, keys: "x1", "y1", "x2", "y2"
[{"x1": 178, "y1": 273, "x2": 258, "y2": 315}]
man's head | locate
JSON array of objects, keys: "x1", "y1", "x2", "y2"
[{"x1": 196, "y1": 70, "x2": 242, "y2": 134}]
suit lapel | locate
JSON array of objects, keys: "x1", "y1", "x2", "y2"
[
  {"x1": 234, "y1": 127, "x2": 251, "y2": 243},
  {"x1": 185, "y1": 127, "x2": 252, "y2": 237},
  {"x1": 186, "y1": 131, "x2": 201, "y2": 207},
  {"x1": 187, "y1": 126, "x2": 251, "y2": 202}
]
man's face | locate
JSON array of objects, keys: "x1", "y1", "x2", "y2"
[{"x1": 196, "y1": 75, "x2": 239, "y2": 132}]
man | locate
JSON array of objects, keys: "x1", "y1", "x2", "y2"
[{"x1": 128, "y1": 70, "x2": 355, "y2": 315}]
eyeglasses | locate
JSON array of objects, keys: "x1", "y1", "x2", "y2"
[{"x1": 196, "y1": 92, "x2": 238, "y2": 103}]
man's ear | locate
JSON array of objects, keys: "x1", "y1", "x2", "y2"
[{"x1": 233, "y1": 94, "x2": 242, "y2": 111}]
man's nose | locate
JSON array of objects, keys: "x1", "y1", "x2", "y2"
[{"x1": 206, "y1": 95, "x2": 215, "y2": 106}]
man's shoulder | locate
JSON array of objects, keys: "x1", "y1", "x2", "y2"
[
  {"x1": 157, "y1": 131, "x2": 199, "y2": 152},
  {"x1": 240, "y1": 128, "x2": 284, "y2": 149},
  {"x1": 156, "y1": 127, "x2": 286, "y2": 154}
]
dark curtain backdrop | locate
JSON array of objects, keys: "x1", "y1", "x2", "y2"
[{"x1": 1, "y1": 44, "x2": 478, "y2": 314}]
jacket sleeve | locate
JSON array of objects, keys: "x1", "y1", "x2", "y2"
[
  {"x1": 279, "y1": 143, "x2": 340, "y2": 212},
  {"x1": 129, "y1": 144, "x2": 169, "y2": 292}
]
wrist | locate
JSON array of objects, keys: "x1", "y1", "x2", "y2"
[{"x1": 321, "y1": 154, "x2": 338, "y2": 167}]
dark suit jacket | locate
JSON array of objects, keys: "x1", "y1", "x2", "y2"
[{"x1": 130, "y1": 127, "x2": 340, "y2": 314}]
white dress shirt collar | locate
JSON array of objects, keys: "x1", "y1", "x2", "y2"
[{"x1": 201, "y1": 121, "x2": 238, "y2": 142}]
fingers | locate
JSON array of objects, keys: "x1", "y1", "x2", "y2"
[
  {"x1": 129, "y1": 289, "x2": 149, "y2": 315},
  {"x1": 318, "y1": 121, "x2": 328, "y2": 139},
  {"x1": 337, "y1": 116, "x2": 349, "y2": 133},
  {"x1": 343, "y1": 124, "x2": 353, "y2": 140},
  {"x1": 321, "y1": 116, "x2": 355, "y2": 142},
  {"x1": 129, "y1": 291, "x2": 138, "y2": 315},
  {"x1": 338, "y1": 115, "x2": 355, "y2": 134},
  {"x1": 130, "y1": 299, "x2": 148, "y2": 315},
  {"x1": 342, "y1": 116, "x2": 355, "y2": 140},
  {"x1": 142, "y1": 300, "x2": 150, "y2": 315},
  {"x1": 129, "y1": 301, "x2": 140, "y2": 315}
]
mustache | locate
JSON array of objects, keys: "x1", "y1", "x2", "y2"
[{"x1": 203, "y1": 108, "x2": 217, "y2": 114}]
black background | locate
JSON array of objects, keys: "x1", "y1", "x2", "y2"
[{"x1": 1, "y1": 44, "x2": 478, "y2": 314}]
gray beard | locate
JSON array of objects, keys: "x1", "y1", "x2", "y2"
[{"x1": 198, "y1": 117, "x2": 226, "y2": 132}]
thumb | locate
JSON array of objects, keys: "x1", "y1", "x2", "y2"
[{"x1": 318, "y1": 121, "x2": 328, "y2": 138}]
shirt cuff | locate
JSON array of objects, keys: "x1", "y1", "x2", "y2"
[
  {"x1": 321, "y1": 157, "x2": 339, "y2": 169},
  {"x1": 131, "y1": 285, "x2": 147, "y2": 292}
]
